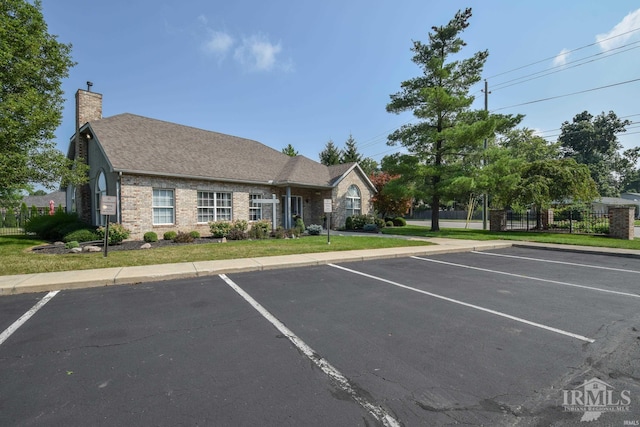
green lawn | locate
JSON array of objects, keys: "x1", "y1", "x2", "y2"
[
  {"x1": 2, "y1": 224, "x2": 639, "y2": 276},
  {"x1": 382, "y1": 226, "x2": 640, "y2": 249},
  {"x1": 0, "y1": 235, "x2": 433, "y2": 276}
]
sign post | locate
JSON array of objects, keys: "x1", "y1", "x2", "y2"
[
  {"x1": 100, "y1": 196, "x2": 117, "y2": 257},
  {"x1": 251, "y1": 194, "x2": 280, "y2": 232},
  {"x1": 323, "y1": 199, "x2": 332, "y2": 245}
]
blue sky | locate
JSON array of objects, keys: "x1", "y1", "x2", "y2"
[{"x1": 41, "y1": 1, "x2": 640, "y2": 166}]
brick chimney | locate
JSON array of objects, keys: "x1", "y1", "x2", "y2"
[{"x1": 74, "y1": 87, "x2": 103, "y2": 224}]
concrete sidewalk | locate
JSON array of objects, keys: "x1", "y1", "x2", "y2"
[{"x1": 2, "y1": 238, "x2": 640, "y2": 296}]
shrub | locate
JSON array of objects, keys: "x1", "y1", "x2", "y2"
[
  {"x1": 64, "y1": 229, "x2": 99, "y2": 243},
  {"x1": 306, "y1": 224, "x2": 323, "y2": 235},
  {"x1": 65, "y1": 241, "x2": 80, "y2": 249},
  {"x1": 232, "y1": 219, "x2": 248, "y2": 232},
  {"x1": 363, "y1": 223, "x2": 378, "y2": 232},
  {"x1": 248, "y1": 220, "x2": 270, "y2": 239},
  {"x1": 271, "y1": 226, "x2": 287, "y2": 239},
  {"x1": 173, "y1": 231, "x2": 194, "y2": 243},
  {"x1": 30, "y1": 205, "x2": 38, "y2": 219},
  {"x1": 386, "y1": 221, "x2": 394, "y2": 227},
  {"x1": 3, "y1": 210, "x2": 17, "y2": 228},
  {"x1": 294, "y1": 216, "x2": 305, "y2": 236},
  {"x1": 96, "y1": 223, "x2": 131, "y2": 245},
  {"x1": 393, "y1": 217, "x2": 407, "y2": 227},
  {"x1": 227, "y1": 228, "x2": 247, "y2": 240},
  {"x1": 209, "y1": 221, "x2": 232, "y2": 238},
  {"x1": 345, "y1": 216, "x2": 354, "y2": 230},
  {"x1": 19, "y1": 203, "x2": 28, "y2": 227},
  {"x1": 143, "y1": 232, "x2": 158, "y2": 243},
  {"x1": 25, "y1": 211, "x2": 88, "y2": 241},
  {"x1": 163, "y1": 231, "x2": 178, "y2": 241},
  {"x1": 189, "y1": 230, "x2": 201, "y2": 239},
  {"x1": 349, "y1": 214, "x2": 379, "y2": 230}
]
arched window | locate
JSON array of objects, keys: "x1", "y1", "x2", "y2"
[
  {"x1": 95, "y1": 171, "x2": 107, "y2": 226},
  {"x1": 346, "y1": 184, "x2": 361, "y2": 217}
]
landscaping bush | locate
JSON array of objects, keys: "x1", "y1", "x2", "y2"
[
  {"x1": 349, "y1": 214, "x2": 380, "y2": 230},
  {"x1": 96, "y1": 223, "x2": 131, "y2": 245},
  {"x1": 209, "y1": 221, "x2": 232, "y2": 238},
  {"x1": 189, "y1": 230, "x2": 201, "y2": 239},
  {"x1": 163, "y1": 231, "x2": 178, "y2": 241},
  {"x1": 173, "y1": 232, "x2": 194, "y2": 243},
  {"x1": 143, "y1": 232, "x2": 158, "y2": 243},
  {"x1": 386, "y1": 221, "x2": 394, "y2": 227},
  {"x1": 19, "y1": 203, "x2": 28, "y2": 227},
  {"x1": 248, "y1": 220, "x2": 270, "y2": 239},
  {"x1": 63, "y1": 229, "x2": 99, "y2": 243},
  {"x1": 25, "y1": 211, "x2": 88, "y2": 241},
  {"x1": 345, "y1": 216, "x2": 354, "y2": 230},
  {"x1": 65, "y1": 241, "x2": 80, "y2": 249},
  {"x1": 3, "y1": 210, "x2": 17, "y2": 228},
  {"x1": 227, "y1": 228, "x2": 247, "y2": 240},
  {"x1": 293, "y1": 215, "x2": 305, "y2": 236},
  {"x1": 232, "y1": 219, "x2": 248, "y2": 232},
  {"x1": 363, "y1": 223, "x2": 378, "y2": 232},
  {"x1": 393, "y1": 217, "x2": 407, "y2": 227},
  {"x1": 306, "y1": 224, "x2": 323, "y2": 235},
  {"x1": 271, "y1": 226, "x2": 287, "y2": 239}
]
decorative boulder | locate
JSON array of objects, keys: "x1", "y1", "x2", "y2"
[
  {"x1": 83, "y1": 245, "x2": 101, "y2": 252},
  {"x1": 69, "y1": 247, "x2": 82, "y2": 254},
  {"x1": 140, "y1": 243, "x2": 152, "y2": 249}
]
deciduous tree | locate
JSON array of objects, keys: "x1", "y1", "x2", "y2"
[{"x1": 0, "y1": 0, "x2": 87, "y2": 202}]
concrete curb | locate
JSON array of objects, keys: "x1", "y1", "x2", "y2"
[
  {"x1": 1, "y1": 239, "x2": 639, "y2": 296},
  {"x1": 0, "y1": 240, "x2": 511, "y2": 296}
]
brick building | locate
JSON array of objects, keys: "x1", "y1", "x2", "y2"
[{"x1": 65, "y1": 89, "x2": 375, "y2": 239}]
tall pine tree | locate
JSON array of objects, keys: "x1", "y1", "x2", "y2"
[
  {"x1": 319, "y1": 140, "x2": 342, "y2": 166},
  {"x1": 385, "y1": 8, "x2": 497, "y2": 231}
]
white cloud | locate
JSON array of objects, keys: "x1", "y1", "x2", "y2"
[
  {"x1": 552, "y1": 48, "x2": 571, "y2": 67},
  {"x1": 596, "y1": 8, "x2": 640, "y2": 51},
  {"x1": 234, "y1": 34, "x2": 291, "y2": 72},
  {"x1": 203, "y1": 30, "x2": 234, "y2": 57}
]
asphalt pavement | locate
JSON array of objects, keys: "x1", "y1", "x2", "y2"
[{"x1": 1, "y1": 246, "x2": 639, "y2": 425}]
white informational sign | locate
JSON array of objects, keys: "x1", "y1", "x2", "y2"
[
  {"x1": 323, "y1": 199, "x2": 333, "y2": 213},
  {"x1": 100, "y1": 195, "x2": 117, "y2": 216}
]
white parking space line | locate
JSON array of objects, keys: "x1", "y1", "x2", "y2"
[
  {"x1": 471, "y1": 250, "x2": 640, "y2": 274},
  {"x1": 218, "y1": 274, "x2": 401, "y2": 427},
  {"x1": 328, "y1": 264, "x2": 595, "y2": 343},
  {"x1": 0, "y1": 291, "x2": 59, "y2": 346},
  {"x1": 413, "y1": 256, "x2": 640, "y2": 299}
]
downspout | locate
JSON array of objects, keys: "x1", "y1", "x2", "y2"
[{"x1": 117, "y1": 171, "x2": 122, "y2": 223}]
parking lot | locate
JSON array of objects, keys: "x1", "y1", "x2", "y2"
[{"x1": 1, "y1": 246, "x2": 639, "y2": 426}]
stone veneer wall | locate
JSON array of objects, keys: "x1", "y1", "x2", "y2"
[
  {"x1": 332, "y1": 169, "x2": 374, "y2": 229},
  {"x1": 608, "y1": 206, "x2": 634, "y2": 240},
  {"x1": 120, "y1": 175, "x2": 278, "y2": 240}
]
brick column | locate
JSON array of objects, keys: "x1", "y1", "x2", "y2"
[
  {"x1": 490, "y1": 210, "x2": 506, "y2": 232},
  {"x1": 608, "y1": 207, "x2": 634, "y2": 240}
]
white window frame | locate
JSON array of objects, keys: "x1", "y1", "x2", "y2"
[
  {"x1": 346, "y1": 185, "x2": 361, "y2": 217},
  {"x1": 197, "y1": 191, "x2": 232, "y2": 222},
  {"x1": 249, "y1": 193, "x2": 263, "y2": 221},
  {"x1": 153, "y1": 188, "x2": 175, "y2": 225}
]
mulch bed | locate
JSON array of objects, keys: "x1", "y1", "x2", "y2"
[{"x1": 31, "y1": 238, "x2": 222, "y2": 255}]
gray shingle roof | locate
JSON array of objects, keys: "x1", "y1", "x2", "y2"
[
  {"x1": 86, "y1": 114, "x2": 335, "y2": 188},
  {"x1": 22, "y1": 191, "x2": 66, "y2": 208}
]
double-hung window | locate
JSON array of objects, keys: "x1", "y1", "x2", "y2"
[
  {"x1": 153, "y1": 189, "x2": 175, "y2": 225},
  {"x1": 198, "y1": 191, "x2": 232, "y2": 222}
]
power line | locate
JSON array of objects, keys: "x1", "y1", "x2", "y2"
[
  {"x1": 491, "y1": 42, "x2": 640, "y2": 92},
  {"x1": 485, "y1": 26, "x2": 640, "y2": 80},
  {"x1": 492, "y1": 77, "x2": 640, "y2": 112}
]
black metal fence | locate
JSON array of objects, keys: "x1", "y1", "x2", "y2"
[
  {"x1": 505, "y1": 209, "x2": 609, "y2": 234},
  {"x1": 408, "y1": 209, "x2": 483, "y2": 221}
]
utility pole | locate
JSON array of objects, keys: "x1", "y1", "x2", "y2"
[{"x1": 482, "y1": 79, "x2": 490, "y2": 230}]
